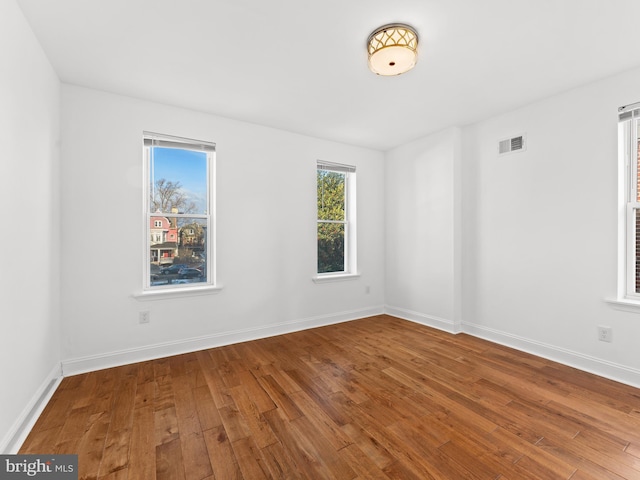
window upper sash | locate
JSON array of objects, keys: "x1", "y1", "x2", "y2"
[{"x1": 619, "y1": 108, "x2": 640, "y2": 203}]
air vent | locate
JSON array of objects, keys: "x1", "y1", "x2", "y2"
[{"x1": 498, "y1": 134, "x2": 526, "y2": 155}]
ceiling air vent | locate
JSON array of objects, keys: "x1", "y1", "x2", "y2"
[{"x1": 498, "y1": 134, "x2": 526, "y2": 155}]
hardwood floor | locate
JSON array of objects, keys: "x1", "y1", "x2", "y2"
[{"x1": 19, "y1": 315, "x2": 640, "y2": 479}]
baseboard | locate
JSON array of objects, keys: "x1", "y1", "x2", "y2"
[
  {"x1": 462, "y1": 321, "x2": 640, "y2": 389},
  {"x1": 62, "y1": 306, "x2": 385, "y2": 376},
  {"x1": 382, "y1": 305, "x2": 640, "y2": 389},
  {"x1": 1, "y1": 363, "x2": 62, "y2": 454},
  {"x1": 384, "y1": 305, "x2": 461, "y2": 333}
]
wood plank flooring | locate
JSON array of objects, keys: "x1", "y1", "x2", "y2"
[{"x1": 19, "y1": 315, "x2": 640, "y2": 479}]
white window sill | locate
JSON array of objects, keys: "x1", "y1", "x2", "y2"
[
  {"x1": 133, "y1": 285, "x2": 223, "y2": 301},
  {"x1": 604, "y1": 297, "x2": 640, "y2": 313},
  {"x1": 312, "y1": 273, "x2": 360, "y2": 284}
]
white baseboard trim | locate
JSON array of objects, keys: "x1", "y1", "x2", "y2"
[
  {"x1": 62, "y1": 306, "x2": 385, "y2": 376},
  {"x1": 384, "y1": 305, "x2": 461, "y2": 333},
  {"x1": 1, "y1": 363, "x2": 62, "y2": 454},
  {"x1": 462, "y1": 322, "x2": 640, "y2": 389},
  {"x1": 382, "y1": 305, "x2": 640, "y2": 389}
]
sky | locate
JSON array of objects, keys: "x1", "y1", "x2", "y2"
[{"x1": 151, "y1": 147, "x2": 208, "y2": 214}]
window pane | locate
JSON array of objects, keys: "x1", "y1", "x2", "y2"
[
  {"x1": 150, "y1": 147, "x2": 208, "y2": 214},
  {"x1": 318, "y1": 222, "x2": 345, "y2": 273},
  {"x1": 317, "y1": 170, "x2": 345, "y2": 221},
  {"x1": 150, "y1": 216, "x2": 207, "y2": 286}
]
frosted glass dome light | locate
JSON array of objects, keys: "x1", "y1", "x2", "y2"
[{"x1": 367, "y1": 23, "x2": 419, "y2": 76}]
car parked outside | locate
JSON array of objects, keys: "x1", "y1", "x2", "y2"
[
  {"x1": 178, "y1": 268, "x2": 203, "y2": 279},
  {"x1": 160, "y1": 264, "x2": 187, "y2": 275}
]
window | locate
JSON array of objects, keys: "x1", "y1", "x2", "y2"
[
  {"x1": 619, "y1": 104, "x2": 640, "y2": 298},
  {"x1": 143, "y1": 132, "x2": 215, "y2": 291},
  {"x1": 317, "y1": 161, "x2": 356, "y2": 275}
]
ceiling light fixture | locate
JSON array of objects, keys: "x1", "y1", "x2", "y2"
[{"x1": 367, "y1": 23, "x2": 419, "y2": 76}]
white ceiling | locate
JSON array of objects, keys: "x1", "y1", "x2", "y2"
[{"x1": 16, "y1": 0, "x2": 640, "y2": 151}]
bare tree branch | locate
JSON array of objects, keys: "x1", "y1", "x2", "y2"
[{"x1": 150, "y1": 179, "x2": 197, "y2": 213}]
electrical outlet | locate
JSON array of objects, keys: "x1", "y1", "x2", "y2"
[
  {"x1": 365, "y1": 285, "x2": 370, "y2": 294},
  {"x1": 597, "y1": 326, "x2": 612, "y2": 343},
  {"x1": 139, "y1": 311, "x2": 150, "y2": 324}
]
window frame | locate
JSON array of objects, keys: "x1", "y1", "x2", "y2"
[
  {"x1": 619, "y1": 105, "x2": 640, "y2": 300},
  {"x1": 315, "y1": 160, "x2": 357, "y2": 279},
  {"x1": 141, "y1": 131, "x2": 217, "y2": 295}
]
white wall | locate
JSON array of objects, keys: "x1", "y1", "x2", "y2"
[
  {"x1": 460, "y1": 67, "x2": 640, "y2": 385},
  {"x1": 0, "y1": 0, "x2": 61, "y2": 452},
  {"x1": 385, "y1": 127, "x2": 462, "y2": 331},
  {"x1": 6, "y1": 1, "x2": 640, "y2": 451},
  {"x1": 384, "y1": 67, "x2": 640, "y2": 386},
  {"x1": 60, "y1": 86, "x2": 385, "y2": 371}
]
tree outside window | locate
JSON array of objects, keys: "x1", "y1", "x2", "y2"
[{"x1": 317, "y1": 162, "x2": 356, "y2": 275}]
